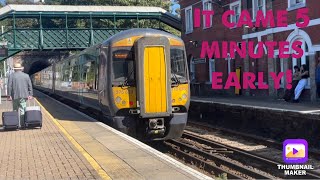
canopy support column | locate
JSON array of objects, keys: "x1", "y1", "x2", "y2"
[
  {"x1": 39, "y1": 13, "x2": 43, "y2": 49},
  {"x1": 90, "y1": 13, "x2": 94, "y2": 46},
  {"x1": 13, "y1": 13, "x2": 16, "y2": 49},
  {"x1": 65, "y1": 14, "x2": 69, "y2": 48}
]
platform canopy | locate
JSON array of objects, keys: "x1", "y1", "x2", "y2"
[{"x1": 0, "y1": 4, "x2": 168, "y2": 16}]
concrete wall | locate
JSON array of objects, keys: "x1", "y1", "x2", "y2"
[{"x1": 189, "y1": 100, "x2": 320, "y2": 148}]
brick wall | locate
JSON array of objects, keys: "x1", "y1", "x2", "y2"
[{"x1": 180, "y1": 0, "x2": 320, "y2": 98}]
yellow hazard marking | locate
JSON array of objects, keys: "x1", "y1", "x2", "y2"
[{"x1": 34, "y1": 98, "x2": 112, "y2": 180}]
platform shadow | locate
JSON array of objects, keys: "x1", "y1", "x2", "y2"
[{"x1": 34, "y1": 90, "x2": 98, "y2": 123}]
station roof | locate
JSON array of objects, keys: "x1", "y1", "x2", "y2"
[{"x1": 0, "y1": 4, "x2": 167, "y2": 15}]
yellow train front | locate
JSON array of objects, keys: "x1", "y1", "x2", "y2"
[
  {"x1": 105, "y1": 29, "x2": 190, "y2": 140},
  {"x1": 32, "y1": 28, "x2": 190, "y2": 141}
]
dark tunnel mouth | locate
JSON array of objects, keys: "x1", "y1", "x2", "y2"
[{"x1": 28, "y1": 60, "x2": 51, "y2": 75}]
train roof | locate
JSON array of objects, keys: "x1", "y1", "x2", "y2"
[{"x1": 102, "y1": 28, "x2": 183, "y2": 46}]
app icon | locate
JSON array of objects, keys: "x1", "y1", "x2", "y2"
[{"x1": 283, "y1": 139, "x2": 308, "y2": 164}]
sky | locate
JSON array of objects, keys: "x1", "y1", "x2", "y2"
[
  {"x1": 0, "y1": 0, "x2": 5, "y2": 5},
  {"x1": 171, "y1": 0, "x2": 180, "y2": 15}
]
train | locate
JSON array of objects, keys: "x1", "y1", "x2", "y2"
[{"x1": 32, "y1": 28, "x2": 190, "y2": 141}]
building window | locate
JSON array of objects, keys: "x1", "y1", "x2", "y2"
[
  {"x1": 185, "y1": 6, "x2": 193, "y2": 34},
  {"x1": 230, "y1": 1, "x2": 241, "y2": 27},
  {"x1": 252, "y1": 0, "x2": 266, "y2": 20},
  {"x1": 288, "y1": 0, "x2": 306, "y2": 10},
  {"x1": 209, "y1": 59, "x2": 215, "y2": 83},
  {"x1": 203, "y1": 0, "x2": 213, "y2": 29}
]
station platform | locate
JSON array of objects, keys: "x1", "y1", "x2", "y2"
[
  {"x1": 189, "y1": 96, "x2": 320, "y2": 148},
  {"x1": 0, "y1": 91, "x2": 212, "y2": 180},
  {"x1": 191, "y1": 96, "x2": 320, "y2": 113}
]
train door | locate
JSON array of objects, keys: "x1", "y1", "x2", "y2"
[
  {"x1": 135, "y1": 37, "x2": 172, "y2": 118},
  {"x1": 98, "y1": 46, "x2": 108, "y2": 111}
]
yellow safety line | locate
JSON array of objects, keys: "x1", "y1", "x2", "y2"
[{"x1": 34, "y1": 98, "x2": 112, "y2": 180}]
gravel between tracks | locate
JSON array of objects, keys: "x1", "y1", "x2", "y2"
[{"x1": 185, "y1": 125, "x2": 320, "y2": 174}]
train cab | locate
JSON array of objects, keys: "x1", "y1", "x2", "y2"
[{"x1": 100, "y1": 29, "x2": 190, "y2": 140}]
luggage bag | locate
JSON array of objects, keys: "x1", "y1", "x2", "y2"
[
  {"x1": 24, "y1": 99, "x2": 42, "y2": 128},
  {"x1": 2, "y1": 98, "x2": 19, "y2": 130},
  {"x1": 2, "y1": 111, "x2": 19, "y2": 129}
]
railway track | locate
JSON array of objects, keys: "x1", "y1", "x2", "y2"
[
  {"x1": 187, "y1": 120, "x2": 320, "y2": 157},
  {"x1": 164, "y1": 138, "x2": 272, "y2": 179},
  {"x1": 165, "y1": 132, "x2": 276, "y2": 179},
  {"x1": 165, "y1": 131, "x2": 320, "y2": 179}
]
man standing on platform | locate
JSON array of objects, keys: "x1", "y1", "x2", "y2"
[{"x1": 7, "y1": 63, "x2": 33, "y2": 128}]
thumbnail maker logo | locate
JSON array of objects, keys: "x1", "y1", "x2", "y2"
[{"x1": 283, "y1": 139, "x2": 308, "y2": 164}]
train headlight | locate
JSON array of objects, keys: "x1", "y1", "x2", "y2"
[
  {"x1": 182, "y1": 94, "x2": 187, "y2": 99},
  {"x1": 122, "y1": 100, "x2": 126, "y2": 105},
  {"x1": 178, "y1": 98, "x2": 182, "y2": 101},
  {"x1": 172, "y1": 99, "x2": 175, "y2": 103},
  {"x1": 115, "y1": 97, "x2": 121, "y2": 103}
]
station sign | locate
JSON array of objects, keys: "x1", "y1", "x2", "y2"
[
  {"x1": 0, "y1": 47, "x2": 8, "y2": 57},
  {"x1": 193, "y1": 58, "x2": 206, "y2": 64}
]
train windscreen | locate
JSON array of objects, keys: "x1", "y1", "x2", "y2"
[
  {"x1": 112, "y1": 48, "x2": 135, "y2": 86},
  {"x1": 171, "y1": 47, "x2": 188, "y2": 83},
  {"x1": 112, "y1": 47, "x2": 188, "y2": 86}
]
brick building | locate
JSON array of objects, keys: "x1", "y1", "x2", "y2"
[{"x1": 180, "y1": 0, "x2": 320, "y2": 101}]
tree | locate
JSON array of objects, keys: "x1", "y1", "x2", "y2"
[
  {"x1": 3, "y1": 0, "x2": 39, "y2": 30},
  {"x1": 6, "y1": 0, "x2": 43, "y2": 4},
  {"x1": 174, "y1": 8, "x2": 181, "y2": 18}
]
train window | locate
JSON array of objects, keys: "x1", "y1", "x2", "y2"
[
  {"x1": 81, "y1": 60, "x2": 98, "y2": 90},
  {"x1": 170, "y1": 48, "x2": 188, "y2": 83},
  {"x1": 62, "y1": 60, "x2": 71, "y2": 82},
  {"x1": 112, "y1": 49, "x2": 135, "y2": 85},
  {"x1": 71, "y1": 65, "x2": 80, "y2": 81}
]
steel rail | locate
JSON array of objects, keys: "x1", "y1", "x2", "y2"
[
  {"x1": 188, "y1": 120, "x2": 320, "y2": 157},
  {"x1": 182, "y1": 131, "x2": 320, "y2": 179},
  {"x1": 166, "y1": 139, "x2": 273, "y2": 179},
  {"x1": 164, "y1": 141, "x2": 243, "y2": 179}
]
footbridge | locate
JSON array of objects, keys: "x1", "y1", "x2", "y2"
[{"x1": 0, "y1": 4, "x2": 181, "y2": 61}]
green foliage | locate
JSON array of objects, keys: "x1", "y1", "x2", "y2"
[
  {"x1": 3, "y1": 0, "x2": 40, "y2": 30},
  {"x1": 46, "y1": 0, "x2": 169, "y2": 9},
  {"x1": 45, "y1": 0, "x2": 177, "y2": 35},
  {"x1": 6, "y1": 0, "x2": 34, "y2": 4},
  {"x1": 175, "y1": 8, "x2": 181, "y2": 18},
  {"x1": 216, "y1": 173, "x2": 228, "y2": 180}
]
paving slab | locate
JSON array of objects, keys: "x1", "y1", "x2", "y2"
[{"x1": 0, "y1": 98, "x2": 101, "y2": 180}]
